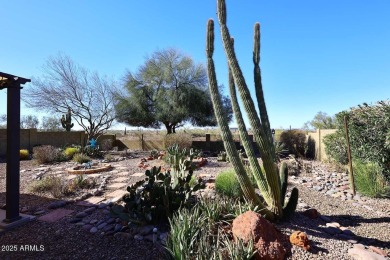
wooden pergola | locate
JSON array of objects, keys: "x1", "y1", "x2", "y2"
[{"x1": 0, "y1": 72, "x2": 31, "y2": 224}]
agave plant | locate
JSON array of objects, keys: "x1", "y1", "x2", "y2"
[{"x1": 206, "y1": 0, "x2": 298, "y2": 220}]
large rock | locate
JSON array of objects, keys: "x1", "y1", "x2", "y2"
[{"x1": 232, "y1": 211, "x2": 288, "y2": 260}]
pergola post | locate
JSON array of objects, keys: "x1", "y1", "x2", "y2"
[
  {"x1": 0, "y1": 72, "x2": 31, "y2": 225},
  {"x1": 4, "y1": 81, "x2": 22, "y2": 222}
]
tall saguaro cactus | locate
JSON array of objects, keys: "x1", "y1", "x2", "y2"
[
  {"x1": 61, "y1": 108, "x2": 74, "y2": 132},
  {"x1": 206, "y1": 0, "x2": 298, "y2": 220}
]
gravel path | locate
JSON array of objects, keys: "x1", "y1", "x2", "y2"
[{"x1": 0, "y1": 155, "x2": 389, "y2": 259}]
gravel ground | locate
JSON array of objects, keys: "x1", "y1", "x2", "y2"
[{"x1": 0, "y1": 155, "x2": 389, "y2": 259}]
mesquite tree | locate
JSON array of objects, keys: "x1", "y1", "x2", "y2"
[
  {"x1": 114, "y1": 48, "x2": 232, "y2": 134},
  {"x1": 206, "y1": 0, "x2": 298, "y2": 220}
]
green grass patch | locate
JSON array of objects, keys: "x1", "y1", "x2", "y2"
[{"x1": 215, "y1": 169, "x2": 243, "y2": 198}]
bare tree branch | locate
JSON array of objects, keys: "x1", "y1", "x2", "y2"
[{"x1": 23, "y1": 54, "x2": 116, "y2": 140}]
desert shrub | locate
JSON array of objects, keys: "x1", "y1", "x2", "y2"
[
  {"x1": 68, "y1": 175, "x2": 97, "y2": 191},
  {"x1": 305, "y1": 136, "x2": 316, "y2": 160},
  {"x1": 323, "y1": 131, "x2": 348, "y2": 165},
  {"x1": 73, "y1": 153, "x2": 91, "y2": 164},
  {"x1": 353, "y1": 160, "x2": 390, "y2": 198},
  {"x1": 33, "y1": 145, "x2": 62, "y2": 164},
  {"x1": 215, "y1": 169, "x2": 242, "y2": 198},
  {"x1": 28, "y1": 176, "x2": 70, "y2": 198},
  {"x1": 20, "y1": 149, "x2": 30, "y2": 160},
  {"x1": 163, "y1": 132, "x2": 192, "y2": 150},
  {"x1": 324, "y1": 101, "x2": 390, "y2": 181},
  {"x1": 64, "y1": 147, "x2": 80, "y2": 159},
  {"x1": 279, "y1": 129, "x2": 306, "y2": 157}
]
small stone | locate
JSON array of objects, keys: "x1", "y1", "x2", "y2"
[
  {"x1": 82, "y1": 224, "x2": 93, "y2": 230},
  {"x1": 69, "y1": 218, "x2": 82, "y2": 223},
  {"x1": 83, "y1": 207, "x2": 96, "y2": 213},
  {"x1": 103, "y1": 224, "x2": 114, "y2": 232},
  {"x1": 114, "y1": 232, "x2": 132, "y2": 240},
  {"x1": 106, "y1": 218, "x2": 115, "y2": 224},
  {"x1": 20, "y1": 207, "x2": 29, "y2": 213},
  {"x1": 75, "y1": 222, "x2": 86, "y2": 226},
  {"x1": 134, "y1": 234, "x2": 143, "y2": 240},
  {"x1": 75, "y1": 212, "x2": 88, "y2": 218},
  {"x1": 298, "y1": 203, "x2": 310, "y2": 209},
  {"x1": 137, "y1": 225, "x2": 154, "y2": 236},
  {"x1": 48, "y1": 200, "x2": 67, "y2": 209},
  {"x1": 90, "y1": 227, "x2": 98, "y2": 233},
  {"x1": 326, "y1": 222, "x2": 341, "y2": 228},
  {"x1": 98, "y1": 222, "x2": 107, "y2": 230},
  {"x1": 90, "y1": 219, "x2": 98, "y2": 224},
  {"x1": 34, "y1": 210, "x2": 45, "y2": 215},
  {"x1": 114, "y1": 224, "x2": 123, "y2": 233}
]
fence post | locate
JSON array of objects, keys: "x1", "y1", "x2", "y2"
[
  {"x1": 344, "y1": 116, "x2": 356, "y2": 195},
  {"x1": 206, "y1": 134, "x2": 211, "y2": 151}
]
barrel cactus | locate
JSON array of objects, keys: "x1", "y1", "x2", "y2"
[{"x1": 206, "y1": 0, "x2": 298, "y2": 220}]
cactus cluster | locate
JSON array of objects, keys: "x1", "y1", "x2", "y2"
[
  {"x1": 111, "y1": 166, "x2": 204, "y2": 225},
  {"x1": 206, "y1": 0, "x2": 298, "y2": 220},
  {"x1": 61, "y1": 108, "x2": 74, "y2": 131}
]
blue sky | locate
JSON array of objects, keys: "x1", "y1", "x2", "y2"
[{"x1": 1, "y1": 0, "x2": 389, "y2": 130}]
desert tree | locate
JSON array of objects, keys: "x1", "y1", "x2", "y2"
[
  {"x1": 114, "y1": 48, "x2": 232, "y2": 134},
  {"x1": 23, "y1": 54, "x2": 116, "y2": 140},
  {"x1": 41, "y1": 116, "x2": 62, "y2": 131},
  {"x1": 303, "y1": 111, "x2": 336, "y2": 130},
  {"x1": 20, "y1": 115, "x2": 39, "y2": 129}
]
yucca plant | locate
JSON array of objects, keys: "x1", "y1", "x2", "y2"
[{"x1": 206, "y1": 0, "x2": 298, "y2": 220}]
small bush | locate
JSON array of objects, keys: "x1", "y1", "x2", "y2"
[
  {"x1": 64, "y1": 147, "x2": 80, "y2": 159},
  {"x1": 279, "y1": 129, "x2": 306, "y2": 157},
  {"x1": 73, "y1": 153, "x2": 91, "y2": 164},
  {"x1": 20, "y1": 149, "x2": 30, "y2": 160},
  {"x1": 33, "y1": 145, "x2": 62, "y2": 164},
  {"x1": 28, "y1": 176, "x2": 69, "y2": 198},
  {"x1": 323, "y1": 131, "x2": 348, "y2": 165},
  {"x1": 353, "y1": 160, "x2": 390, "y2": 198},
  {"x1": 163, "y1": 132, "x2": 192, "y2": 151},
  {"x1": 68, "y1": 175, "x2": 97, "y2": 190},
  {"x1": 215, "y1": 169, "x2": 242, "y2": 198}
]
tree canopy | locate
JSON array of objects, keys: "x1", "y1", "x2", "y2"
[
  {"x1": 22, "y1": 54, "x2": 116, "y2": 140},
  {"x1": 114, "y1": 48, "x2": 232, "y2": 134},
  {"x1": 303, "y1": 111, "x2": 336, "y2": 130}
]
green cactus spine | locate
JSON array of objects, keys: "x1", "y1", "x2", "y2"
[{"x1": 61, "y1": 108, "x2": 74, "y2": 132}]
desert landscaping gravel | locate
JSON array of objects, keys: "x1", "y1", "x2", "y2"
[{"x1": 0, "y1": 154, "x2": 389, "y2": 260}]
